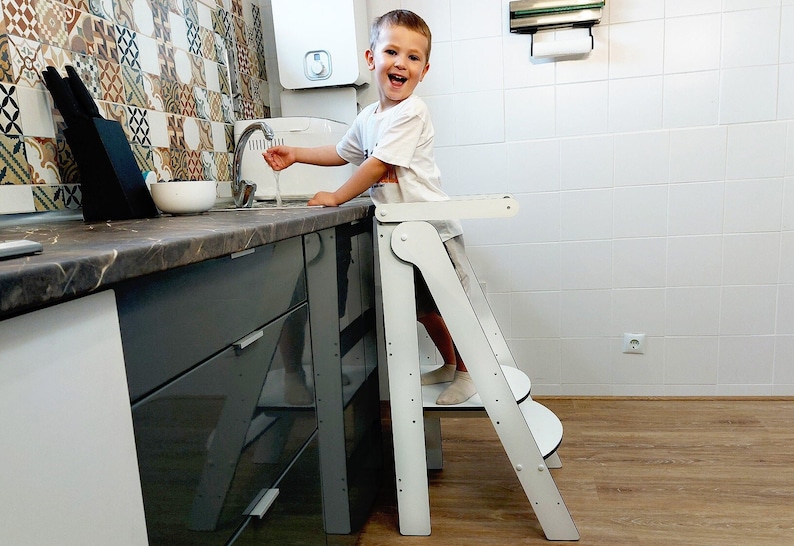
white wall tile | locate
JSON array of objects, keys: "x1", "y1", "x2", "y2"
[
  {"x1": 666, "y1": 286, "x2": 721, "y2": 335},
  {"x1": 449, "y1": 0, "x2": 501, "y2": 40},
  {"x1": 560, "y1": 134, "x2": 613, "y2": 190},
  {"x1": 723, "y1": 179, "x2": 783, "y2": 233},
  {"x1": 466, "y1": 245, "x2": 513, "y2": 293},
  {"x1": 512, "y1": 192, "x2": 560, "y2": 243},
  {"x1": 778, "y1": 63, "x2": 794, "y2": 120},
  {"x1": 507, "y1": 140, "x2": 560, "y2": 193},
  {"x1": 719, "y1": 65, "x2": 778, "y2": 124},
  {"x1": 722, "y1": 0, "x2": 780, "y2": 11},
  {"x1": 511, "y1": 291, "x2": 561, "y2": 338},
  {"x1": 502, "y1": 34, "x2": 556, "y2": 89},
  {"x1": 608, "y1": 76, "x2": 663, "y2": 133},
  {"x1": 669, "y1": 126, "x2": 726, "y2": 182},
  {"x1": 721, "y1": 8, "x2": 780, "y2": 69},
  {"x1": 555, "y1": 81, "x2": 608, "y2": 137},
  {"x1": 664, "y1": 337, "x2": 719, "y2": 384},
  {"x1": 416, "y1": 42, "x2": 454, "y2": 96},
  {"x1": 451, "y1": 37, "x2": 503, "y2": 93},
  {"x1": 560, "y1": 337, "x2": 612, "y2": 384},
  {"x1": 453, "y1": 90, "x2": 504, "y2": 145},
  {"x1": 612, "y1": 237, "x2": 667, "y2": 288},
  {"x1": 780, "y1": 232, "x2": 794, "y2": 282},
  {"x1": 613, "y1": 185, "x2": 669, "y2": 238},
  {"x1": 449, "y1": 143, "x2": 509, "y2": 195},
  {"x1": 665, "y1": 0, "x2": 721, "y2": 17},
  {"x1": 663, "y1": 71, "x2": 719, "y2": 129},
  {"x1": 612, "y1": 288, "x2": 666, "y2": 335},
  {"x1": 137, "y1": 34, "x2": 160, "y2": 75},
  {"x1": 774, "y1": 336, "x2": 794, "y2": 383},
  {"x1": 0, "y1": 185, "x2": 35, "y2": 214},
  {"x1": 148, "y1": 110, "x2": 170, "y2": 148},
  {"x1": 664, "y1": 14, "x2": 721, "y2": 73},
  {"x1": 722, "y1": 233, "x2": 780, "y2": 285},
  {"x1": 403, "y1": 0, "x2": 452, "y2": 42},
  {"x1": 778, "y1": 284, "x2": 794, "y2": 334},
  {"x1": 560, "y1": 290, "x2": 612, "y2": 336},
  {"x1": 423, "y1": 94, "x2": 457, "y2": 147},
  {"x1": 788, "y1": 124, "x2": 794, "y2": 176},
  {"x1": 509, "y1": 339, "x2": 561, "y2": 385},
  {"x1": 666, "y1": 235, "x2": 723, "y2": 287},
  {"x1": 668, "y1": 181, "x2": 724, "y2": 235},
  {"x1": 718, "y1": 335, "x2": 775, "y2": 384},
  {"x1": 609, "y1": 0, "x2": 664, "y2": 22},
  {"x1": 784, "y1": 178, "x2": 794, "y2": 230},
  {"x1": 560, "y1": 241, "x2": 612, "y2": 289},
  {"x1": 510, "y1": 243, "x2": 561, "y2": 291},
  {"x1": 720, "y1": 285, "x2": 777, "y2": 335},
  {"x1": 726, "y1": 123, "x2": 788, "y2": 180},
  {"x1": 561, "y1": 188, "x2": 613, "y2": 241},
  {"x1": 614, "y1": 131, "x2": 669, "y2": 187},
  {"x1": 504, "y1": 86, "x2": 555, "y2": 141},
  {"x1": 608, "y1": 20, "x2": 664, "y2": 79},
  {"x1": 782, "y1": 6, "x2": 794, "y2": 64},
  {"x1": 17, "y1": 86, "x2": 55, "y2": 138}
]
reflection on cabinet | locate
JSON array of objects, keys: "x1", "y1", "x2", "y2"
[
  {"x1": 306, "y1": 221, "x2": 382, "y2": 535},
  {"x1": 117, "y1": 238, "x2": 321, "y2": 544}
]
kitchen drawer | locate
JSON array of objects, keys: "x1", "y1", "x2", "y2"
[
  {"x1": 231, "y1": 434, "x2": 326, "y2": 545},
  {"x1": 117, "y1": 236, "x2": 305, "y2": 401},
  {"x1": 132, "y1": 303, "x2": 316, "y2": 545}
]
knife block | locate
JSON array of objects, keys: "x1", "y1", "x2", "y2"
[{"x1": 65, "y1": 118, "x2": 159, "y2": 221}]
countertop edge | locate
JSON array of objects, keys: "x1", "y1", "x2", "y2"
[{"x1": 0, "y1": 202, "x2": 374, "y2": 318}]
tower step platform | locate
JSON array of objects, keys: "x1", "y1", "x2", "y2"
[
  {"x1": 421, "y1": 366, "x2": 563, "y2": 460},
  {"x1": 376, "y1": 195, "x2": 579, "y2": 541}
]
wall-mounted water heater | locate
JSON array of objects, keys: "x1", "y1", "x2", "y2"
[{"x1": 272, "y1": 0, "x2": 370, "y2": 90}]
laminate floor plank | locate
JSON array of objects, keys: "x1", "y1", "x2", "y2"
[{"x1": 357, "y1": 398, "x2": 794, "y2": 545}]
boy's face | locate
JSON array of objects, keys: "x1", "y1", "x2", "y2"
[{"x1": 366, "y1": 24, "x2": 430, "y2": 110}]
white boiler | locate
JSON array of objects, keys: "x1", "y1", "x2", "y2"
[{"x1": 271, "y1": 0, "x2": 370, "y2": 90}]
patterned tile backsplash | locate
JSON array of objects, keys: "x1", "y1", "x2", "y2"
[{"x1": 0, "y1": 0, "x2": 270, "y2": 214}]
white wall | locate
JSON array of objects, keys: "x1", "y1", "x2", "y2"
[{"x1": 367, "y1": 0, "x2": 794, "y2": 396}]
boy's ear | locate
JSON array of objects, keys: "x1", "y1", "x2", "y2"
[
  {"x1": 420, "y1": 62, "x2": 430, "y2": 82},
  {"x1": 365, "y1": 49, "x2": 375, "y2": 70}
]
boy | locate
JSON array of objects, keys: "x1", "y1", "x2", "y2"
[{"x1": 263, "y1": 10, "x2": 474, "y2": 405}]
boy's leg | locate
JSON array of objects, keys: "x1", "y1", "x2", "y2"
[{"x1": 418, "y1": 313, "x2": 456, "y2": 385}]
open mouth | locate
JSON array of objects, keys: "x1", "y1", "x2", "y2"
[{"x1": 388, "y1": 74, "x2": 407, "y2": 85}]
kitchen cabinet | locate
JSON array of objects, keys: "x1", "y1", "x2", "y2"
[
  {"x1": 117, "y1": 237, "x2": 320, "y2": 544},
  {"x1": 0, "y1": 291, "x2": 148, "y2": 545}
]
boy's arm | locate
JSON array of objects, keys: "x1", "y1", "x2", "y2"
[
  {"x1": 263, "y1": 144, "x2": 346, "y2": 171},
  {"x1": 308, "y1": 156, "x2": 389, "y2": 207}
]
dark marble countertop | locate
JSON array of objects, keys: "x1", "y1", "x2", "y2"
[{"x1": 0, "y1": 199, "x2": 374, "y2": 318}]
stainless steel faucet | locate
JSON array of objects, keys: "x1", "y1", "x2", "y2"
[{"x1": 232, "y1": 121, "x2": 275, "y2": 208}]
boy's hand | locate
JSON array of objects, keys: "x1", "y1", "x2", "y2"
[
  {"x1": 308, "y1": 191, "x2": 339, "y2": 207},
  {"x1": 262, "y1": 146, "x2": 295, "y2": 171}
]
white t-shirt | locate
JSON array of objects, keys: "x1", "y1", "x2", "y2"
[{"x1": 336, "y1": 95, "x2": 463, "y2": 241}]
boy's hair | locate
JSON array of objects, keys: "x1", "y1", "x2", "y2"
[{"x1": 370, "y1": 10, "x2": 432, "y2": 61}]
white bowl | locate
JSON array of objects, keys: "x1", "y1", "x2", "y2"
[{"x1": 150, "y1": 180, "x2": 217, "y2": 215}]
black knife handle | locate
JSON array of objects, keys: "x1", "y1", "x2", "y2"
[{"x1": 65, "y1": 65, "x2": 103, "y2": 119}]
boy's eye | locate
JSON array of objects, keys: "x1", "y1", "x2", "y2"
[
  {"x1": 409, "y1": 55, "x2": 421, "y2": 62},
  {"x1": 385, "y1": 49, "x2": 397, "y2": 55}
]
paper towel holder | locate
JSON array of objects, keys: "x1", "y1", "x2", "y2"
[{"x1": 509, "y1": 0, "x2": 604, "y2": 58}]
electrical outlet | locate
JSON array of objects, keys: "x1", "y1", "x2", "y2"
[{"x1": 622, "y1": 333, "x2": 646, "y2": 354}]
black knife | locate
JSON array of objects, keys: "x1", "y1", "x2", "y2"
[
  {"x1": 42, "y1": 66, "x2": 88, "y2": 125},
  {"x1": 65, "y1": 65, "x2": 103, "y2": 119}
]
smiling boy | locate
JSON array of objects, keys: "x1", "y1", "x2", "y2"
[{"x1": 263, "y1": 10, "x2": 476, "y2": 404}]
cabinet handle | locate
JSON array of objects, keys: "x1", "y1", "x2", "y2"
[
  {"x1": 244, "y1": 488, "x2": 280, "y2": 518},
  {"x1": 234, "y1": 329, "x2": 264, "y2": 350}
]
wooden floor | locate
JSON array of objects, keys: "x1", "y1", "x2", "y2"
[{"x1": 356, "y1": 398, "x2": 794, "y2": 545}]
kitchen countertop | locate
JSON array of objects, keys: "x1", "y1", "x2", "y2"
[{"x1": 0, "y1": 199, "x2": 374, "y2": 318}]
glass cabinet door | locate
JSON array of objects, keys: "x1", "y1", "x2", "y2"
[{"x1": 132, "y1": 304, "x2": 316, "y2": 545}]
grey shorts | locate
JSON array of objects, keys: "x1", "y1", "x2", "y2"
[{"x1": 415, "y1": 235, "x2": 469, "y2": 317}]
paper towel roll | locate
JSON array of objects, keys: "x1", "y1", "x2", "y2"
[{"x1": 532, "y1": 37, "x2": 593, "y2": 58}]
